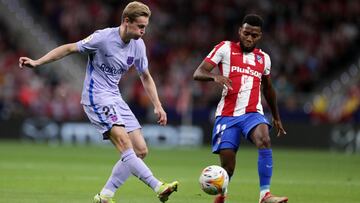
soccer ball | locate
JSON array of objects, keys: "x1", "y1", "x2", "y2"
[{"x1": 199, "y1": 165, "x2": 229, "y2": 195}]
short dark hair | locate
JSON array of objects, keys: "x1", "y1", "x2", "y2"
[{"x1": 242, "y1": 14, "x2": 264, "y2": 29}]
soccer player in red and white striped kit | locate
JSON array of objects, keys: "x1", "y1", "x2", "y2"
[{"x1": 194, "y1": 14, "x2": 288, "y2": 203}]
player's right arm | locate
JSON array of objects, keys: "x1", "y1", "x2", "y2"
[
  {"x1": 19, "y1": 43, "x2": 78, "y2": 69},
  {"x1": 193, "y1": 41, "x2": 233, "y2": 90},
  {"x1": 193, "y1": 60, "x2": 233, "y2": 91}
]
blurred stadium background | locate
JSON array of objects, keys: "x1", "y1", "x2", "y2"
[
  {"x1": 0, "y1": 0, "x2": 359, "y2": 151},
  {"x1": 0, "y1": 1, "x2": 360, "y2": 202}
]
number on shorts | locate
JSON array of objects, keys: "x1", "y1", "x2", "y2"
[
  {"x1": 216, "y1": 124, "x2": 227, "y2": 135},
  {"x1": 102, "y1": 105, "x2": 116, "y2": 116}
]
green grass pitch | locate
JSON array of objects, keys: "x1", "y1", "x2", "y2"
[{"x1": 0, "y1": 141, "x2": 359, "y2": 203}]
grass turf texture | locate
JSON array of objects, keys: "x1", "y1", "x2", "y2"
[{"x1": 0, "y1": 141, "x2": 359, "y2": 203}]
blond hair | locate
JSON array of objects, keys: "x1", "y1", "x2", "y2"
[{"x1": 122, "y1": 1, "x2": 151, "y2": 22}]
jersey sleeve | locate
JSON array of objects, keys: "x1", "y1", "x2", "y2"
[
  {"x1": 76, "y1": 30, "x2": 103, "y2": 54},
  {"x1": 204, "y1": 41, "x2": 226, "y2": 66},
  {"x1": 134, "y1": 39, "x2": 148, "y2": 73},
  {"x1": 263, "y1": 53, "x2": 271, "y2": 76}
]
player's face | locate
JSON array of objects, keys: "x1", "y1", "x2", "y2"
[
  {"x1": 125, "y1": 16, "x2": 149, "y2": 39},
  {"x1": 239, "y1": 23, "x2": 262, "y2": 52}
]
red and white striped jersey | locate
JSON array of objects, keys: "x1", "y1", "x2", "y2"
[{"x1": 204, "y1": 41, "x2": 271, "y2": 117}]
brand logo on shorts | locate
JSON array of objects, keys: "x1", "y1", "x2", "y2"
[{"x1": 110, "y1": 115, "x2": 118, "y2": 122}]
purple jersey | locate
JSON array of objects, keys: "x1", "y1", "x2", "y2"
[{"x1": 77, "y1": 27, "x2": 148, "y2": 105}]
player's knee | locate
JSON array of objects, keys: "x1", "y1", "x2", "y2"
[
  {"x1": 135, "y1": 147, "x2": 148, "y2": 159},
  {"x1": 254, "y1": 135, "x2": 271, "y2": 148},
  {"x1": 110, "y1": 127, "x2": 133, "y2": 149}
]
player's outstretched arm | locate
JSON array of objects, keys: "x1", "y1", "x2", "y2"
[
  {"x1": 139, "y1": 69, "x2": 167, "y2": 126},
  {"x1": 19, "y1": 43, "x2": 78, "y2": 69},
  {"x1": 261, "y1": 75, "x2": 286, "y2": 137},
  {"x1": 193, "y1": 60, "x2": 233, "y2": 90}
]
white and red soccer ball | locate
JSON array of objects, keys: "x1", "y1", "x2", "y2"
[{"x1": 199, "y1": 165, "x2": 229, "y2": 195}]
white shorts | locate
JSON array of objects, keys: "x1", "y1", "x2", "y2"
[{"x1": 83, "y1": 100, "x2": 141, "y2": 139}]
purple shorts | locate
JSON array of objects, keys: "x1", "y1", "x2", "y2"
[{"x1": 83, "y1": 99, "x2": 141, "y2": 139}]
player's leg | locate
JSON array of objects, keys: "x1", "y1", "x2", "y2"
[
  {"x1": 108, "y1": 125, "x2": 162, "y2": 189},
  {"x1": 249, "y1": 122, "x2": 288, "y2": 203},
  {"x1": 212, "y1": 116, "x2": 241, "y2": 203},
  {"x1": 250, "y1": 124, "x2": 273, "y2": 198},
  {"x1": 100, "y1": 129, "x2": 147, "y2": 199},
  {"x1": 109, "y1": 127, "x2": 178, "y2": 202},
  {"x1": 213, "y1": 149, "x2": 236, "y2": 203},
  {"x1": 129, "y1": 129, "x2": 148, "y2": 159},
  {"x1": 94, "y1": 125, "x2": 137, "y2": 203},
  {"x1": 212, "y1": 116, "x2": 240, "y2": 177},
  {"x1": 82, "y1": 104, "x2": 121, "y2": 203},
  {"x1": 95, "y1": 100, "x2": 159, "y2": 198},
  {"x1": 109, "y1": 126, "x2": 177, "y2": 201},
  {"x1": 88, "y1": 101, "x2": 177, "y2": 202},
  {"x1": 100, "y1": 129, "x2": 174, "y2": 202},
  {"x1": 100, "y1": 103, "x2": 150, "y2": 198},
  {"x1": 128, "y1": 129, "x2": 178, "y2": 202},
  {"x1": 101, "y1": 154, "x2": 131, "y2": 199},
  {"x1": 219, "y1": 149, "x2": 236, "y2": 180}
]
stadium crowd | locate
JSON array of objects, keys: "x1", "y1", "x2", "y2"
[
  {"x1": 0, "y1": 0, "x2": 359, "y2": 123},
  {"x1": 0, "y1": 20, "x2": 82, "y2": 121}
]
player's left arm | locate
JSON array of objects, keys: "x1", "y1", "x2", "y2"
[
  {"x1": 139, "y1": 69, "x2": 167, "y2": 126},
  {"x1": 262, "y1": 75, "x2": 287, "y2": 137}
]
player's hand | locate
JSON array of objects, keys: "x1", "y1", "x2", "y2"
[
  {"x1": 273, "y1": 119, "x2": 286, "y2": 137},
  {"x1": 19, "y1": 57, "x2": 39, "y2": 69},
  {"x1": 154, "y1": 106, "x2": 167, "y2": 126},
  {"x1": 214, "y1": 75, "x2": 233, "y2": 91}
]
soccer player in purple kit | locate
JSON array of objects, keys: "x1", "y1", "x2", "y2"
[{"x1": 18, "y1": 1, "x2": 178, "y2": 203}]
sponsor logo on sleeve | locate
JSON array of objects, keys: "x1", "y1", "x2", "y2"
[{"x1": 82, "y1": 34, "x2": 93, "y2": 44}]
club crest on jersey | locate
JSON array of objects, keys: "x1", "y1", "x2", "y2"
[
  {"x1": 256, "y1": 55, "x2": 263, "y2": 64},
  {"x1": 127, "y1": 56, "x2": 134, "y2": 65}
]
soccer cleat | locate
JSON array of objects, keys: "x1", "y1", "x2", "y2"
[
  {"x1": 93, "y1": 194, "x2": 115, "y2": 203},
  {"x1": 259, "y1": 192, "x2": 288, "y2": 203},
  {"x1": 214, "y1": 194, "x2": 226, "y2": 203},
  {"x1": 157, "y1": 181, "x2": 179, "y2": 202}
]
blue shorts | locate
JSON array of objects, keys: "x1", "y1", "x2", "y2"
[
  {"x1": 211, "y1": 113, "x2": 271, "y2": 153},
  {"x1": 83, "y1": 99, "x2": 141, "y2": 139}
]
